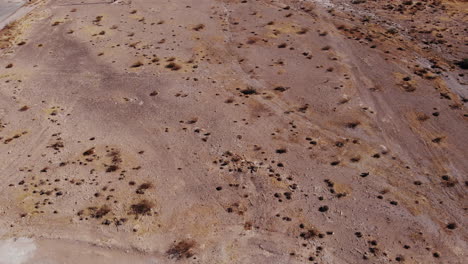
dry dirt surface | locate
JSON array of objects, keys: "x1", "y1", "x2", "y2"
[{"x1": 0, "y1": 0, "x2": 467, "y2": 263}]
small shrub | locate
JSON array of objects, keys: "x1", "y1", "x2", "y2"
[
  {"x1": 193, "y1": 24, "x2": 205, "y2": 31},
  {"x1": 240, "y1": 87, "x2": 257, "y2": 95},
  {"x1": 455, "y1": 59, "x2": 468, "y2": 70},
  {"x1": 167, "y1": 240, "x2": 196, "y2": 260},
  {"x1": 165, "y1": 62, "x2": 181, "y2": 71},
  {"x1": 19, "y1": 106, "x2": 29, "y2": 111},
  {"x1": 296, "y1": 28, "x2": 308, "y2": 35},
  {"x1": 131, "y1": 61, "x2": 143, "y2": 68},
  {"x1": 130, "y1": 200, "x2": 153, "y2": 216}
]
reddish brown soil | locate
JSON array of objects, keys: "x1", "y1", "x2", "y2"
[{"x1": 0, "y1": 0, "x2": 466, "y2": 263}]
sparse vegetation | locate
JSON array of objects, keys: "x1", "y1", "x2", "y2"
[
  {"x1": 0, "y1": 1, "x2": 465, "y2": 262},
  {"x1": 240, "y1": 87, "x2": 257, "y2": 95},
  {"x1": 165, "y1": 62, "x2": 181, "y2": 70},
  {"x1": 167, "y1": 240, "x2": 196, "y2": 260},
  {"x1": 455, "y1": 59, "x2": 468, "y2": 70},
  {"x1": 192, "y1": 24, "x2": 205, "y2": 31},
  {"x1": 130, "y1": 61, "x2": 144, "y2": 68},
  {"x1": 130, "y1": 200, "x2": 153, "y2": 216}
]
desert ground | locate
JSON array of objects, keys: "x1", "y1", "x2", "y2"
[{"x1": 0, "y1": 0, "x2": 467, "y2": 263}]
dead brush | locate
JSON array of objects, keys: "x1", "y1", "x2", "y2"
[
  {"x1": 246, "y1": 37, "x2": 257, "y2": 44},
  {"x1": 89, "y1": 205, "x2": 111, "y2": 219},
  {"x1": 129, "y1": 41, "x2": 140, "y2": 48},
  {"x1": 129, "y1": 200, "x2": 154, "y2": 217},
  {"x1": 297, "y1": 28, "x2": 309, "y2": 35},
  {"x1": 93, "y1": 16, "x2": 103, "y2": 24},
  {"x1": 273, "y1": 86, "x2": 288, "y2": 92},
  {"x1": 0, "y1": 21, "x2": 19, "y2": 48},
  {"x1": 106, "y1": 165, "x2": 120, "y2": 172},
  {"x1": 167, "y1": 240, "x2": 196, "y2": 260},
  {"x1": 82, "y1": 147, "x2": 95, "y2": 156},
  {"x1": 18, "y1": 105, "x2": 29, "y2": 111},
  {"x1": 240, "y1": 87, "x2": 257, "y2": 95},
  {"x1": 109, "y1": 153, "x2": 121, "y2": 164},
  {"x1": 136, "y1": 182, "x2": 153, "y2": 194},
  {"x1": 48, "y1": 141, "x2": 64, "y2": 151},
  {"x1": 338, "y1": 98, "x2": 350, "y2": 105},
  {"x1": 346, "y1": 121, "x2": 360, "y2": 129},
  {"x1": 131, "y1": 61, "x2": 144, "y2": 68},
  {"x1": 165, "y1": 62, "x2": 181, "y2": 71},
  {"x1": 192, "y1": 24, "x2": 205, "y2": 31}
]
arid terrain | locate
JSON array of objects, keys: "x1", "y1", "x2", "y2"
[{"x1": 0, "y1": 0, "x2": 467, "y2": 263}]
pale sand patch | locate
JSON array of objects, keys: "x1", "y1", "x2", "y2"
[{"x1": 0, "y1": 238, "x2": 36, "y2": 264}]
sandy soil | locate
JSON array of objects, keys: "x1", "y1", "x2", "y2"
[{"x1": 0, "y1": 0, "x2": 467, "y2": 263}]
